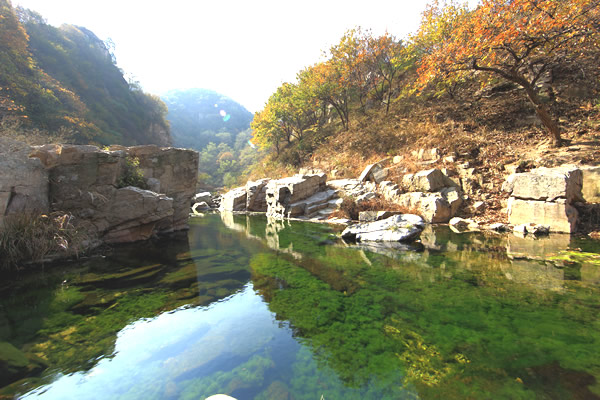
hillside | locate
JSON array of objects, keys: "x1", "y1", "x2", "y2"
[
  {"x1": 162, "y1": 88, "x2": 259, "y2": 187},
  {"x1": 0, "y1": 1, "x2": 170, "y2": 145}
]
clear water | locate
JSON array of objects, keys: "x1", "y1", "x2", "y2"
[{"x1": 1, "y1": 213, "x2": 599, "y2": 399}]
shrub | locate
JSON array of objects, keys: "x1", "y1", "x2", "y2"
[
  {"x1": 117, "y1": 156, "x2": 148, "y2": 189},
  {"x1": 0, "y1": 211, "x2": 90, "y2": 271}
]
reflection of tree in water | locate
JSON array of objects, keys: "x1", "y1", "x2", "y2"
[{"x1": 242, "y1": 218, "x2": 600, "y2": 399}]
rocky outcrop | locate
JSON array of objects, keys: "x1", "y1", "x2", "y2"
[
  {"x1": 219, "y1": 187, "x2": 247, "y2": 212},
  {"x1": 508, "y1": 198, "x2": 578, "y2": 233},
  {"x1": 122, "y1": 145, "x2": 198, "y2": 231},
  {"x1": 219, "y1": 174, "x2": 340, "y2": 220},
  {"x1": 1, "y1": 142, "x2": 199, "y2": 243},
  {"x1": 341, "y1": 214, "x2": 425, "y2": 242},
  {"x1": 265, "y1": 174, "x2": 328, "y2": 218},
  {"x1": 377, "y1": 169, "x2": 463, "y2": 223},
  {"x1": 504, "y1": 166, "x2": 583, "y2": 233},
  {"x1": 504, "y1": 166, "x2": 583, "y2": 203},
  {"x1": 246, "y1": 178, "x2": 270, "y2": 211},
  {"x1": 0, "y1": 138, "x2": 49, "y2": 224},
  {"x1": 402, "y1": 168, "x2": 455, "y2": 192},
  {"x1": 358, "y1": 162, "x2": 389, "y2": 184}
]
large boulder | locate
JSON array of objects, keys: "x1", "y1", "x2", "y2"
[
  {"x1": 507, "y1": 198, "x2": 578, "y2": 233},
  {"x1": 358, "y1": 163, "x2": 386, "y2": 183},
  {"x1": 402, "y1": 169, "x2": 449, "y2": 192},
  {"x1": 127, "y1": 146, "x2": 199, "y2": 231},
  {"x1": 341, "y1": 214, "x2": 425, "y2": 242},
  {"x1": 246, "y1": 178, "x2": 270, "y2": 211},
  {"x1": 219, "y1": 187, "x2": 247, "y2": 212},
  {"x1": 101, "y1": 187, "x2": 174, "y2": 243},
  {"x1": 193, "y1": 192, "x2": 212, "y2": 205},
  {"x1": 395, "y1": 188, "x2": 463, "y2": 223},
  {"x1": 0, "y1": 138, "x2": 49, "y2": 224},
  {"x1": 265, "y1": 174, "x2": 327, "y2": 218},
  {"x1": 507, "y1": 166, "x2": 583, "y2": 202},
  {"x1": 27, "y1": 144, "x2": 198, "y2": 243}
]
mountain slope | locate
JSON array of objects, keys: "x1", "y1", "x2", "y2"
[{"x1": 0, "y1": 1, "x2": 170, "y2": 145}]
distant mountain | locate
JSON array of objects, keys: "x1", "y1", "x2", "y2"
[
  {"x1": 161, "y1": 88, "x2": 253, "y2": 150},
  {"x1": 0, "y1": 1, "x2": 170, "y2": 145},
  {"x1": 161, "y1": 89, "x2": 259, "y2": 188}
]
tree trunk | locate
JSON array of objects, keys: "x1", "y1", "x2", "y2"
[{"x1": 523, "y1": 85, "x2": 562, "y2": 147}]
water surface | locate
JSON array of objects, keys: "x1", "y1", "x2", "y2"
[{"x1": 1, "y1": 213, "x2": 599, "y2": 399}]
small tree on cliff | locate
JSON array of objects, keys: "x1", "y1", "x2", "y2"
[{"x1": 416, "y1": 0, "x2": 600, "y2": 147}]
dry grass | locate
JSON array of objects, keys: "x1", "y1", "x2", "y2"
[
  {"x1": 0, "y1": 116, "x2": 70, "y2": 145},
  {"x1": 0, "y1": 211, "x2": 91, "y2": 271}
]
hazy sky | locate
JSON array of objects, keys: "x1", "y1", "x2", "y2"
[{"x1": 12, "y1": 0, "x2": 465, "y2": 112}]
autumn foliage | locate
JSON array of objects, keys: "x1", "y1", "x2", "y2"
[
  {"x1": 252, "y1": 0, "x2": 600, "y2": 166},
  {"x1": 416, "y1": 0, "x2": 600, "y2": 146}
]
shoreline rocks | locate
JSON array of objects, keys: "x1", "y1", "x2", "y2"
[
  {"x1": 504, "y1": 165, "x2": 583, "y2": 233},
  {"x1": 341, "y1": 214, "x2": 425, "y2": 242}
]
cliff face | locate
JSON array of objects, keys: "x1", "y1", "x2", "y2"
[{"x1": 0, "y1": 140, "x2": 198, "y2": 244}]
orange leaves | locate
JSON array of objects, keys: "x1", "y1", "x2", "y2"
[{"x1": 416, "y1": 0, "x2": 600, "y2": 90}]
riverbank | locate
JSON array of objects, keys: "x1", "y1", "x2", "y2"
[{"x1": 0, "y1": 139, "x2": 199, "y2": 272}]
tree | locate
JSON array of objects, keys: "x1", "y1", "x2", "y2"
[
  {"x1": 367, "y1": 34, "x2": 415, "y2": 114},
  {"x1": 416, "y1": 0, "x2": 600, "y2": 146}
]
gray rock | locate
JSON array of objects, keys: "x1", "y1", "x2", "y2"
[
  {"x1": 265, "y1": 174, "x2": 327, "y2": 218},
  {"x1": 507, "y1": 197, "x2": 579, "y2": 233},
  {"x1": 358, "y1": 163, "x2": 384, "y2": 183},
  {"x1": 246, "y1": 179, "x2": 270, "y2": 211},
  {"x1": 341, "y1": 214, "x2": 425, "y2": 242},
  {"x1": 24, "y1": 144, "x2": 198, "y2": 242},
  {"x1": 147, "y1": 178, "x2": 161, "y2": 193},
  {"x1": 372, "y1": 168, "x2": 389, "y2": 184},
  {"x1": 355, "y1": 192, "x2": 376, "y2": 205},
  {"x1": 403, "y1": 168, "x2": 448, "y2": 192},
  {"x1": 192, "y1": 202, "x2": 210, "y2": 214},
  {"x1": 0, "y1": 138, "x2": 49, "y2": 224},
  {"x1": 509, "y1": 166, "x2": 583, "y2": 202},
  {"x1": 102, "y1": 187, "x2": 174, "y2": 243},
  {"x1": 193, "y1": 191, "x2": 212, "y2": 205},
  {"x1": 395, "y1": 188, "x2": 463, "y2": 223},
  {"x1": 219, "y1": 187, "x2": 247, "y2": 212}
]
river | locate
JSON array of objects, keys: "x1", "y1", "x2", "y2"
[{"x1": 1, "y1": 213, "x2": 599, "y2": 399}]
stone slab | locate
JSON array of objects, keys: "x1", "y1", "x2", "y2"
[{"x1": 507, "y1": 197, "x2": 578, "y2": 233}]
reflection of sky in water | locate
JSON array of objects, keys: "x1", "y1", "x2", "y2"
[{"x1": 21, "y1": 285, "x2": 293, "y2": 399}]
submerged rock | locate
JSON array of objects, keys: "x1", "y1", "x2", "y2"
[
  {"x1": 341, "y1": 214, "x2": 425, "y2": 242},
  {"x1": 0, "y1": 342, "x2": 47, "y2": 387}
]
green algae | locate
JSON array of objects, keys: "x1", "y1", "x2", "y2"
[
  {"x1": 246, "y1": 219, "x2": 600, "y2": 399},
  {"x1": 548, "y1": 250, "x2": 600, "y2": 266},
  {"x1": 2, "y1": 214, "x2": 600, "y2": 399}
]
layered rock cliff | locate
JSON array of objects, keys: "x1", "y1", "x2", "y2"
[{"x1": 0, "y1": 138, "x2": 198, "y2": 244}]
